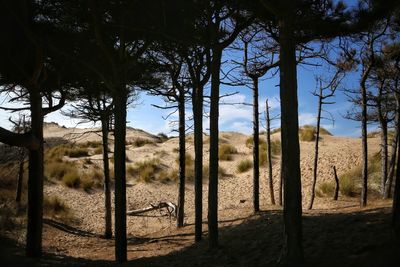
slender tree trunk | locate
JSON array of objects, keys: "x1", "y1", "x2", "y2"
[
  {"x1": 252, "y1": 77, "x2": 260, "y2": 212},
  {"x1": 266, "y1": 99, "x2": 275, "y2": 205},
  {"x1": 101, "y1": 117, "x2": 112, "y2": 239},
  {"x1": 26, "y1": 87, "x2": 44, "y2": 257},
  {"x1": 279, "y1": 170, "x2": 283, "y2": 206},
  {"x1": 333, "y1": 166, "x2": 339, "y2": 201},
  {"x1": 177, "y1": 91, "x2": 186, "y2": 228},
  {"x1": 208, "y1": 47, "x2": 222, "y2": 249},
  {"x1": 16, "y1": 148, "x2": 25, "y2": 203},
  {"x1": 361, "y1": 83, "x2": 368, "y2": 207},
  {"x1": 114, "y1": 89, "x2": 127, "y2": 263},
  {"x1": 386, "y1": 101, "x2": 399, "y2": 199},
  {"x1": 308, "y1": 88, "x2": 322, "y2": 210},
  {"x1": 193, "y1": 85, "x2": 203, "y2": 242},
  {"x1": 278, "y1": 15, "x2": 304, "y2": 264},
  {"x1": 393, "y1": 93, "x2": 400, "y2": 238},
  {"x1": 377, "y1": 87, "x2": 388, "y2": 197}
]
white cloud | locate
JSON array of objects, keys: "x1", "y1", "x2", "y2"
[
  {"x1": 230, "y1": 121, "x2": 252, "y2": 134},
  {"x1": 298, "y1": 112, "x2": 316, "y2": 126}
]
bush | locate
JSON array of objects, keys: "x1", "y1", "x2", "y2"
[
  {"x1": 299, "y1": 127, "x2": 316, "y2": 141},
  {"x1": 129, "y1": 138, "x2": 155, "y2": 147},
  {"x1": 93, "y1": 146, "x2": 103, "y2": 155},
  {"x1": 245, "y1": 137, "x2": 267, "y2": 148},
  {"x1": 82, "y1": 141, "x2": 102, "y2": 148},
  {"x1": 62, "y1": 171, "x2": 81, "y2": 188},
  {"x1": 219, "y1": 144, "x2": 238, "y2": 161},
  {"x1": 340, "y1": 174, "x2": 357, "y2": 197},
  {"x1": 44, "y1": 195, "x2": 69, "y2": 214},
  {"x1": 237, "y1": 159, "x2": 253, "y2": 173},
  {"x1": 68, "y1": 148, "x2": 89, "y2": 158},
  {"x1": 157, "y1": 133, "x2": 169, "y2": 142},
  {"x1": 46, "y1": 161, "x2": 74, "y2": 180},
  {"x1": 316, "y1": 181, "x2": 335, "y2": 197},
  {"x1": 128, "y1": 158, "x2": 160, "y2": 183}
]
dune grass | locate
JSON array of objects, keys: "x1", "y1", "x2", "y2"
[
  {"x1": 237, "y1": 159, "x2": 253, "y2": 173},
  {"x1": 219, "y1": 144, "x2": 238, "y2": 161}
]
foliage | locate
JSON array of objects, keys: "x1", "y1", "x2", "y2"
[
  {"x1": 316, "y1": 181, "x2": 335, "y2": 197},
  {"x1": 127, "y1": 158, "x2": 161, "y2": 183}
]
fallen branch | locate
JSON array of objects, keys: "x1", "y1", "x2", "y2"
[{"x1": 127, "y1": 202, "x2": 177, "y2": 218}]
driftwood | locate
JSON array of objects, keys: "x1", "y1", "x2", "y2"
[
  {"x1": 127, "y1": 202, "x2": 177, "y2": 218},
  {"x1": 333, "y1": 166, "x2": 339, "y2": 201}
]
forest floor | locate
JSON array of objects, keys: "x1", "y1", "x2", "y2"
[
  {"x1": 1, "y1": 123, "x2": 400, "y2": 266},
  {"x1": 1, "y1": 198, "x2": 399, "y2": 267}
]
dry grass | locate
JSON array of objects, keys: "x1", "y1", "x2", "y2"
[
  {"x1": 316, "y1": 181, "x2": 335, "y2": 197},
  {"x1": 237, "y1": 159, "x2": 253, "y2": 173},
  {"x1": 219, "y1": 144, "x2": 238, "y2": 161},
  {"x1": 127, "y1": 158, "x2": 161, "y2": 183},
  {"x1": 128, "y1": 138, "x2": 155, "y2": 147}
]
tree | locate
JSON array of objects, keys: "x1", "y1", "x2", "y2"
[
  {"x1": 0, "y1": 1, "x2": 73, "y2": 256},
  {"x1": 308, "y1": 71, "x2": 342, "y2": 210}
]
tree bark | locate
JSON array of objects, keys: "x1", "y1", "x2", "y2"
[
  {"x1": 208, "y1": 47, "x2": 222, "y2": 249},
  {"x1": 252, "y1": 77, "x2": 260, "y2": 212},
  {"x1": 393, "y1": 93, "x2": 400, "y2": 239},
  {"x1": 101, "y1": 117, "x2": 112, "y2": 239},
  {"x1": 360, "y1": 79, "x2": 369, "y2": 207},
  {"x1": 26, "y1": 87, "x2": 44, "y2": 258},
  {"x1": 113, "y1": 89, "x2": 127, "y2": 263},
  {"x1": 278, "y1": 14, "x2": 304, "y2": 264},
  {"x1": 385, "y1": 100, "x2": 399, "y2": 199},
  {"x1": 177, "y1": 90, "x2": 186, "y2": 228},
  {"x1": 15, "y1": 149, "x2": 25, "y2": 203},
  {"x1": 377, "y1": 86, "x2": 388, "y2": 198},
  {"x1": 266, "y1": 99, "x2": 275, "y2": 205},
  {"x1": 308, "y1": 87, "x2": 322, "y2": 210},
  {"x1": 192, "y1": 84, "x2": 203, "y2": 242}
]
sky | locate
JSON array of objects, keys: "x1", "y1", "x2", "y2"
[{"x1": 0, "y1": 48, "x2": 366, "y2": 138}]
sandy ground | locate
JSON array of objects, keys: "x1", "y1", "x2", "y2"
[{"x1": 1, "y1": 123, "x2": 398, "y2": 266}]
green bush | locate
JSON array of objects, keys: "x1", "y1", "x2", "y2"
[
  {"x1": 245, "y1": 137, "x2": 267, "y2": 148},
  {"x1": 299, "y1": 127, "x2": 316, "y2": 141},
  {"x1": 237, "y1": 159, "x2": 253, "y2": 173},
  {"x1": 46, "y1": 161, "x2": 74, "y2": 180},
  {"x1": 219, "y1": 144, "x2": 238, "y2": 161},
  {"x1": 340, "y1": 174, "x2": 357, "y2": 197},
  {"x1": 44, "y1": 195, "x2": 69, "y2": 214},
  {"x1": 130, "y1": 138, "x2": 155, "y2": 147}
]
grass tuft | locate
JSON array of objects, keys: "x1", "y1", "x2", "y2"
[
  {"x1": 219, "y1": 144, "x2": 238, "y2": 161},
  {"x1": 237, "y1": 159, "x2": 253, "y2": 173}
]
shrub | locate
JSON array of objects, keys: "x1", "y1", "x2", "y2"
[
  {"x1": 46, "y1": 161, "x2": 74, "y2": 180},
  {"x1": 82, "y1": 141, "x2": 102, "y2": 148},
  {"x1": 84, "y1": 158, "x2": 92, "y2": 165},
  {"x1": 128, "y1": 158, "x2": 160, "y2": 182},
  {"x1": 130, "y1": 138, "x2": 155, "y2": 147},
  {"x1": 245, "y1": 137, "x2": 267, "y2": 148},
  {"x1": 68, "y1": 148, "x2": 89, "y2": 158},
  {"x1": 44, "y1": 195, "x2": 69, "y2": 214},
  {"x1": 175, "y1": 154, "x2": 194, "y2": 167},
  {"x1": 299, "y1": 127, "x2": 316, "y2": 142},
  {"x1": 62, "y1": 171, "x2": 81, "y2": 188},
  {"x1": 316, "y1": 181, "x2": 335, "y2": 197},
  {"x1": 93, "y1": 146, "x2": 103, "y2": 155},
  {"x1": 237, "y1": 159, "x2": 253, "y2": 173},
  {"x1": 219, "y1": 144, "x2": 238, "y2": 161},
  {"x1": 340, "y1": 174, "x2": 357, "y2": 197},
  {"x1": 157, "y1": 133, "x2": 169, "y2": 142}
]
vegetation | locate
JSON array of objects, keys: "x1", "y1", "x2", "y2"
[
  {"x1": 219, "y1": 144, "x2": 238, "y2": 161},
  {"x1": 237, "y1": 159, "x2": 253, "y2": 173}
]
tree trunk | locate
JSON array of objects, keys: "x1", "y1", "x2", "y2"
[
  {"x1": 26, "y1": 87, "x2": 44, "y2": 258},
  {"x1": 393, "y1": 93, "x2": 400, "y2": 239},
  {"x1": 266, "y1": 99, "x2": 275, "y2": 205},
  {"x1": 333, "y1": 165, "x2": 339, "y2": 201},
  {"x1": 208, "y1": 47, "x2": 222, "y2": 249},
  {"x1": 192, "y1": 84, "x2": 203, "y2": 242},
  {"x1": 177, "y1": 90, "x2": 186, "y2": 228},
  {"x1": 386, "y1": 101, "x2": 399, "y2": 199},
  {"x1": 113, "y1": 89, "x2": 127, "y2": 263},
  {"x1": 278, "y1": 15, "x2": 304, "y2": 264},
  {"x1": 252, "y1": 77, "x2": 260, "y2": 212},
  {"x1": 101, "y1": 117, "x2": 112, "y2": 239},
  {"x1": 360, "y1": 82, "x2": 368, "y2": 207},
  {"x1": 377, "y1": 86, "x2": 388, "y2": 197},
  {"x1": 15, "y1": 148, "x2": 25, "y2": 203},
  {"x1": 308, "y1": 88, "x2": 322, "y2": 210}
]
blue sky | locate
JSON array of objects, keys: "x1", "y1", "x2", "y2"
[{"x1": 0, "y1": 43, "x2": 367, "y2": 138}]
